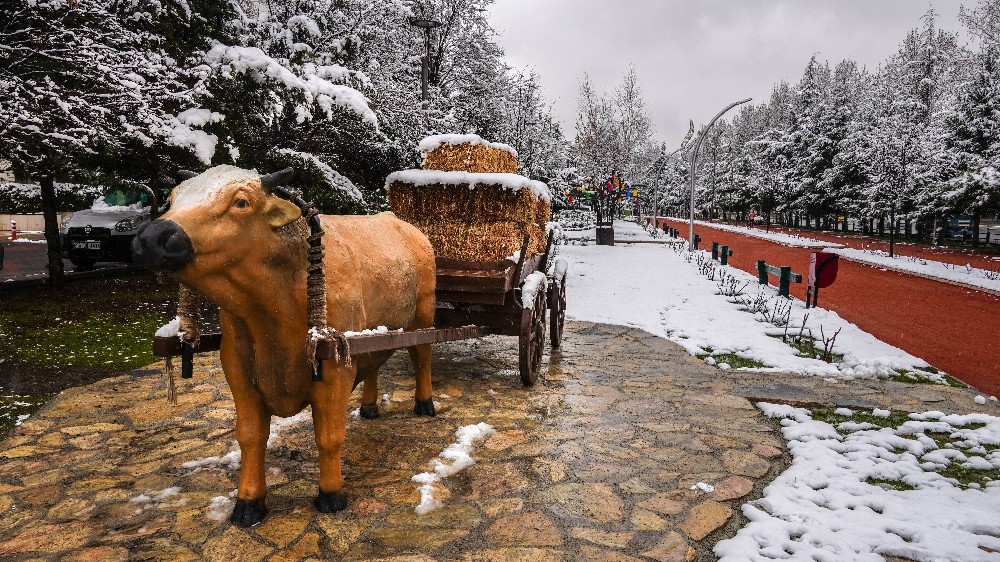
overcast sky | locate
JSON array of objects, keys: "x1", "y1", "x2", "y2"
[{"x1": 489, "y1": 0, "x2": 969, "y2": 146}]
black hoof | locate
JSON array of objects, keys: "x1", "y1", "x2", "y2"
[
  {"x1": 414, "y1": 398, "x2": 436, "y2": 417},
  {"x1": 315, "y1": 490, "x2": 348, "y2": 513},
  {"x1": 359, "y1": 404, "x2": 380, "y2": 419},
  {"x1": 230, "y1": 497, "x2": 267, "y2": 527}
]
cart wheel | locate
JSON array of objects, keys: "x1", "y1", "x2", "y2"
[
  {"x1": 519, "y1": 286, "x2": 547, "y2": 386},
  {"x1": 549, "y1": 276, "x2": 566, "y2": 348}
]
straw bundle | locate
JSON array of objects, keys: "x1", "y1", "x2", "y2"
[
  {"x1": 410, "y1": 220, "x2": 547, "y2": 262},
  {"x1": 422, "y1": 142, "x2": 518, "y2": 174},
  {"x1": 388, "y1": 180, "x2": 543, "y2": 225}
]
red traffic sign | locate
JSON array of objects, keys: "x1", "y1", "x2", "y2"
[{"x1": 809, "y1": 252, "x2": 839, "y2": 289}]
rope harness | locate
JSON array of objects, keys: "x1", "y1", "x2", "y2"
[{"x1": 164, "y1": 168, "x2": 347, "y2": 404}]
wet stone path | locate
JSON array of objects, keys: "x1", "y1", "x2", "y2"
[{"x1": 0, "y1": 321, "x2": 987, "y2": 561}]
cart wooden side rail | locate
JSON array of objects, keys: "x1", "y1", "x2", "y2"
[{"x1": 152, "y1": 230, "x2": 566, "y2": 386}]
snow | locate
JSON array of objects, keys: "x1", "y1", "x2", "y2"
[
  {"x1": 663, "y1": 217, "x2": 845, "y2": 248},
  {"x1": 89, "y1": 196, "x2": 145, "y2": 213},
  {"x1": 412, "y1": 423, "x2": 495, "y2": 515},
  {"x1": 274, "y1": 148, "x2": 362, "y2": 200},
  {"x1": 343, "y1": 326, "x2": 401, "y2": 337},
  {"x1": 386, "y1": 169, "x2": 551, "y2": 203},
  {"x1": 203, "y1": 44, "x2": 377, "y2": 128},
  {"x1": 154, "y1": 317, "x2": 181, "y2": 338},
  {"x1": 417, "y1": 134, "x2": 518, "y2": 158},
  {"x1": 520, "y1": 271, "x2": 547, "y2": 309},
  {"x1": 691, "y1": 482, "x2": 716, "y2": 493},
  {"x1": 714, "y1": 403, "x2": 1000, "y2": 561},
  {"x1": 182, "y1": 409, "x2": 312, "y2": 470},
  {"x1": 154, "y1": 113, "x2": 220, "y2": 165},
  {"x1": 828, "y1": 247, "x2": 1000, "y2": 294},
  {"x1": 171, "y1": 165, "x2": 260, "y2": 210},
  {"x1": 561, "y1": 221, "x2": 937, "y2": 381}
]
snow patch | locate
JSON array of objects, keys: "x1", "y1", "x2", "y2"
[
  {"x1": 386, "y1": 169, "x2": 550, "y2": 203},
  {"x1": 418, "y1": 134, "x2": 517, "y2": 158},
  {"x1": 171, "y1": 165, "x2": 260, "y2": 210},
  {"x1": 715, "y1": 404, "x2": 1000, "y2": 561},
  {"x1": 412, "y1": 423, "x2": 495, "y2": 515}
]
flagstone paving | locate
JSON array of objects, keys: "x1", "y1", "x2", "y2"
[{"x1": 0, "y1": 321, "x2": 989, "y2": 561}]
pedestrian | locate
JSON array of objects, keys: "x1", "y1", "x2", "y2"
[{"x1": 748, "y1": 209, "x2": 757, "y2": 228}]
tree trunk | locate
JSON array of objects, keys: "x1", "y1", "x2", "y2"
[
  {"x1": 41, "y1": 174, "x2": 65, "y2": 287},
  {"x1": 972, "y1": 207, "x2": 981, "y2": 246}
]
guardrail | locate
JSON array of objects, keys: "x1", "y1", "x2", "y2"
[{"x1": 756, "y1": 260, "x2": 802, "y2": 297}]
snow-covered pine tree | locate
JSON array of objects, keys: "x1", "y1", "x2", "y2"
[{"x1": 941, "y1": 47, "x2": 1000, "y2": 243}]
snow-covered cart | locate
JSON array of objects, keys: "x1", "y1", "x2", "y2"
[{"x1": 153, "y1": 134, "x2": 566, "y2": 385}]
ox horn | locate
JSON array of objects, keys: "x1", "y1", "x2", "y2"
[
  {"x1": 177, "y1": 170, "x2": 200, "y2": 182},
  {"x1": 260, "y1": 168, "x2": 296, "y2": 191}
]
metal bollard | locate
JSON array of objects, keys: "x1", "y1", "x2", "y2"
[
  {"x1": 693, "y1": 234, "x2": 701, "y2": 250},
  {"x1": 711, "y1": 242, "x2": 719, "y2": 260},
  {"x1": 721, "y1": 246, "x2": 732, "y2": 266},
  {"x1": 757, "y1": 260, "x2": 768, "y2": 284}
]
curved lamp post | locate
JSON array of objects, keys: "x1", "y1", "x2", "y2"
[{"x1": 688, "y1": 98, "x2": 752, "y2": 250}]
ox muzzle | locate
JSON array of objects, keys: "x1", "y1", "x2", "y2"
[{"x1": 132, "y1": 220, "x2": 194, "y2": 272}]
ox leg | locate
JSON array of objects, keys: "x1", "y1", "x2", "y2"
[
  {"x1": 310, "y1": 365, "x2": 355, "y2": 513},
  {"x1": 409, "y1": 344, "x2": 435, "y2": 417},
  {"x1": 359, "y1": 369, "x2": 380, "y2": 419},
  {"x1": 229, "y1": 394, "x2": 270, "y2": 527}
]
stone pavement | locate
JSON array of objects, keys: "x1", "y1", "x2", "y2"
[{"x1": 0, "y1": 321, "x2": 989, "y2": 561}]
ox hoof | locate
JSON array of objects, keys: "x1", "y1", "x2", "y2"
[
  {"x1": 230, "y1": 498, "x2": 267, "y2": 527},
  {"x1": 315, "y1": 490, "x2": 348, "y2": 513},
  {"x1": 359, "y1": 404, "x2": 380, "y2": 419},
  {"x1": 414, "y1": 398, "x2": 436, "y2": 417}
]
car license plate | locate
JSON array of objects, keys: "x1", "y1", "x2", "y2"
[{"x1": 74, "y1": 241, "x2": 100, "y2": 250}]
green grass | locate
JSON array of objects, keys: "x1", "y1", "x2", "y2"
[
  {"x1": 0, "y1": 393, "x2": 57, "y2": 435},
  {"x1": 812, "y1": 407, "x2": 1000, "y2": 490},
  {"x1": 888, "y1": 368, "x2": 966, "y2": 388},
  {"x1": 811, "y1": 408, "x2": 913, "y2": 432},
  {"x1": 697, "y1": 352, "x2": 768, "y2": 369},
  {"x1": 865, "y1": 478, "x2": 917, "y2": 491},
  {"x1": 0, "y1": 272, "x2": 180, "y2": 434}
]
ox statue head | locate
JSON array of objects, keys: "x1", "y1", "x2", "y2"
[{"x1": 132, "y1": 165, "x2": 301, "y2": 274}]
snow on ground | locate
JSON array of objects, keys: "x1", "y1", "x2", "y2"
[
  {"x1": 661, "y1": 216, "x2": 845, "y2": 248},
  {"x1": 714, "y1": 403, "x2": 1000, "y2": 561},
  {"x1": 412, "y1": 422, "x2": 495, "y2": 515},
  {"x1": 559, "y1": 220, "x2": 938, "y2": 381},
  {"x1": 659, "y1": 216, "x2": 1000, "y2": 293},
  {"x1": 829, "y1": 246, "x2": 1000, "y2": 294}
]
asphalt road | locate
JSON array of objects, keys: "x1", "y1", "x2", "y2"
[{"x1": 1, "y1": 240, "x2": 134, "y2": 284}]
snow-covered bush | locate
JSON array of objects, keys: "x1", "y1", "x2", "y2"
[
  {"x1": 0, "y1": 182, "x2": 102, "y2": 213},
  {"x1": 554, "y1": 209, "x2": 596, "y2": 231}
]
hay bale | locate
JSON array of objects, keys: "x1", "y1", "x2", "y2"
[
  {"x1": 386, "y1": 169, "x2": 551, "y2": 261},
  {"x1": 419, "y1": 134, "x2": 519, "y2": 174},
  {"x1": 388, "y1": 180, "x2": 541, "y2": 225},
  {"x1": 411, "y1": 220, "x2": 547, "y2": 262}
]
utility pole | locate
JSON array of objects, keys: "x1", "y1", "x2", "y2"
[{"x1": 688, "y1": 98, "x2": 752, "y2": 250}]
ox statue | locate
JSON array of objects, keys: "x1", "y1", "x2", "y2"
[{"x1": 132, "y1": 165, "x2": 437, "y2": 527}]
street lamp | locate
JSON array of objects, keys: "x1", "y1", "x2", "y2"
[
  {"x1": 688, "y1": 98, "x2": 752, "y2": 250},
  {"x1": 409, "y1": 16, "x2": 441, "y2": 105}
]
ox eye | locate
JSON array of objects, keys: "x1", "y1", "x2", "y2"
[{"x1": 234, "y1": 199, "x2": 249, "y2": 209}]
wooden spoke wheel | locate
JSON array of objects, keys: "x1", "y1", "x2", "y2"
[
  {"x1": 549, "y1": 277, "x2": 566, "y2": 348},
  {"x1": 519, "y1": 285, "x2": 547, "y2": 386}
]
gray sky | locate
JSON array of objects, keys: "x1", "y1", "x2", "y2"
[{"x1": 489, "y1": 0, "x2": 968, "y2": 146}]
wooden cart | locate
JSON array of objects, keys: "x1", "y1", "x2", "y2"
[{"x1": 153, "y1": 232, "x2": 566, "y2": 386}]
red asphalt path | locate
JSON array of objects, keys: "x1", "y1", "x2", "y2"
[
  {"x1": 708, "y1": 220, "x2": 1000, "y2": 272},
  {"x1": 659, "y1": 219, "x2": 1000, "y2": 397}
]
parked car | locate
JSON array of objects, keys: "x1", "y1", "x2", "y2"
[{"x1": 59, "y1": 190, "x2": 159, "y2": 268}]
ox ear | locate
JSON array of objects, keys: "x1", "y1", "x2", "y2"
[{"x1": 262, "y1": 197, "x2": 302, "y2": 229}]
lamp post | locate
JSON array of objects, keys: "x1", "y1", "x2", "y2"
[
  {"x1": 409, "y1": 16, "x2": 441, "y2": 105},
  {"x1": 688, "y1": 98, "x2": 752, "y2": 250}
]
